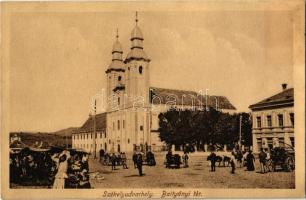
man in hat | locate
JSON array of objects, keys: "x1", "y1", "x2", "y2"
[
  {"x1": 208, "y1": 150, "x2": 217, "y2": 172},
  {"x1": 136, "y1": 152, "x2": 143, "y2": 176},
  {"x1": 259, "y1": 148, "x2": 267, "y2": 173}
]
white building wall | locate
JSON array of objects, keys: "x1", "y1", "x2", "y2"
[{"x1": 252, "y1": 106, "x2": 294, "y2": 153}]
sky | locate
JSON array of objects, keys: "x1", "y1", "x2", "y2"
[{"x1": 9, "y1": 5, "x2": 294, "y2": 132}]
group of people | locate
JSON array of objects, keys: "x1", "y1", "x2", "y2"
[
  {"x1": 10, "y1": 148, "x2": 55, "y2": 186},
  {"x1": 207, "y1": 151, "x2": 239, "y2": 173},
  {"x1": 132, "y1": 151, "x2": 156, "y2": 176},
  {"x1": 208, "y1": 148, "x2": 269, "y2": 174},
  {"x1": 10, "y1": 148, "x2": 90, "y2": 189},
  {"x1": 165, "y1": 151, "x2": 189, "y2": 168},
  {"x1": 51, "y1": 150, "x2": 90, "y2": 189},
  {"x1": 100, "y1": 151, "x2": 128, "y2": 170},
  {"x1": 99, "y1": 150, "x2": 156, "y2": 176},
  {"x1": 258, "y1": 148, "x2": 271, "y2": 173}
]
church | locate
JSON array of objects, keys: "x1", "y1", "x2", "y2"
[{"x1": 72, "y1": 13, "x2": 236, "y2": 154}]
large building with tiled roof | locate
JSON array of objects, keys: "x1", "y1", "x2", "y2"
[
  {"x1": 72, "y1": 13, "x2": 236, "y2": 153},
  {"x1": 249, "y1": 84, "x2": 294, "y2": 153}
]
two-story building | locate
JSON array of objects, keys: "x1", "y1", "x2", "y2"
[{"x1": 249, "y1": 84, "x2": 294, "y2": 153}]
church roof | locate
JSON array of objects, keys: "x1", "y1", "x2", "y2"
[
  {"x1": 108, "y1": 60, "x2": 125, "y2": 69},
  {"x1": 150, "y1": 87, "x2": 236, "y2": 110},
  {"x1": 249, "y1": 88, "x2": 294, "y2": 110},
  {"x1": 112, "y1": 40, "x2": 123, "y2": 53},
  {"x1": 125, "y1": 48, "x2": 150, "y2": 63},
  {"x1": 131, "y1": 25, "x2": 143, "y2": 40},
  {"x1": 76, "y1": 113, "x2": 107, "y2": 134}
]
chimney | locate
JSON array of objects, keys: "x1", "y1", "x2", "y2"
[{"x1": 282, "y1": 83, "x2": 287, "y2": 90}]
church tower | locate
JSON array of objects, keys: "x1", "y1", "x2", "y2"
[
  {"x1": 106, "y1": 29, "x2": 125, "y2": 111},
  {"x1": 105, "y1": 30, "x2": 126, "y2": 153},
  {"x1": 125, "y1": 12, "x2": 150, "y2": 106},
  {"x1": 124, "y1": 12, "x2": 151, "y2": 152}
]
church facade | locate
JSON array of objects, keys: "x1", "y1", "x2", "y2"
[{"x1": 72, "y1": 14, "x2": 236, "y2": 154}]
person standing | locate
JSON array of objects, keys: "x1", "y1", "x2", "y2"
[
  {"x1": 52, "y1": 154, "x2": 68, "y2": 189},
  {"x1": 132, "y1": 152, "x2": 138, "y2": 169},
  {"x1": 121, "y1": 152, "x2": 128, "y2": 169},
  {"x1": 230, "y1": 151, "x2": 236, "y2": 174},
  {"x1": 246, "y1": 150, "x2": 255, "y2": 171},
  {"x1": 209, "y1": 151, "x2": 217, "y2": 172},
  {"x1": 81, "y1": 153, "x2": 89, "y2": 172},
  {"x1": 259, "y1": 148, "x2": 267, "y2": 173},
  {"x1": 182, "y1": 151, "x2": 189, "y2": 168},
  {"x1": 136, "y1": 153, "x2": 143, "y2": 176},
  {"x1": 111, "y1": 153, "x2": 116, "y2": 171},
  {"x1": 165, "y1": 150, "x2": 172, "y2": 168},
  {"x1": 236, "y1": 150, "x2": 243, "y2": 168}
]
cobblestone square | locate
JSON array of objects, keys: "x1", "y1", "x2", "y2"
[{"x1": 89, "y1": 152, "x2": 295, "y2": 189}]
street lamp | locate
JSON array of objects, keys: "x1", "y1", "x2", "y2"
[
  {"x1": 93, "y1": 99, "x2": 97, "y2": 159},
  {"x1": 239, "y1": 114, "x2": 242, "y2": 151}
]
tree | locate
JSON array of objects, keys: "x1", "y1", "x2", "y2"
[{"x1": 158, "y1": 109, "x2": 252, "y2": 149}]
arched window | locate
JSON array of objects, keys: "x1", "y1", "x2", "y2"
[
  {"x1": 139, "y1": 66, "x2": 143, "y2": 74},
  {"x1": 118, "y1": 76, "x2": 122, "y2": 81}
]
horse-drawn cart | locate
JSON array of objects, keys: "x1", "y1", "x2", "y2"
[
  {"x1": 165, "y1": 154, "x2": 182, "y2": 169},
  {"x1": 269, "y1": 147, "x2": 295, "y2": 172}
]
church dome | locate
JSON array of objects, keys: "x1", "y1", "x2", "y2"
[
  {"x1": 124, "y1": 12, "x2": 150, "y2": 63},
  {"x1": 112, "y1": 40, "x2": 123, "y2": 53},
  {"x1": 106, "y1": 29, "x2": 125, "y2": 71},
  {"x1": 131, "y1": 25, "x2": 143, "y2": 40}
]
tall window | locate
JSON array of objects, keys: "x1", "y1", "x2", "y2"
[
  {"x1": 123, "y1": 120, "x2": 125, "y2": 129},
  {"x1": 290, "y1": 113, "x2": 294, "y2": 126},
  {"x1": 118, "y1": 120, "x2": 120, "y2": 130},
  {"x1": 139, "y1": 66, "x2": 143, "y2": 74},
  {"x1": 256, "y1": 116, "x2": 262, "y2": 128},
  {"x1": 267, "y1": 115, "x2": 272, "y2": 127},
  {"x1": 278, "y1": 114, "x2": 284, "y2": 127},
  {"x1": 140, "y1": 125, "x2": 143, "y2": 131},
  {"x1": 87, "y1": 134, "x2": 88, "y2": 139},
  {"x1": 113, "y1": 122, "x2": 115, "y2": 131}
]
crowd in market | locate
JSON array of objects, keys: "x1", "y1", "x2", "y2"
[{"x1": 10, "y1": 147, "x2": 90, "y2": 188}]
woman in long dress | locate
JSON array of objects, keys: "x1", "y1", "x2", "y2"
[
  {"x1": 52, "y1": 151, "x2": 70, "y2": 189},
  {"x1": 246, "y1": 150, "x2": 255, "y2": 171}
]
